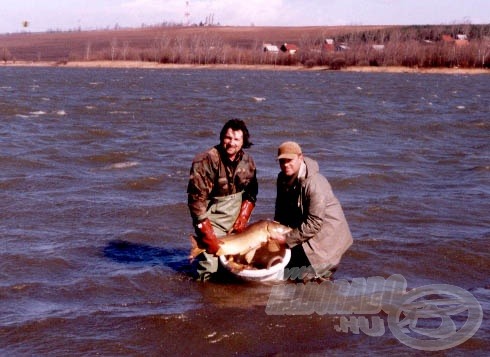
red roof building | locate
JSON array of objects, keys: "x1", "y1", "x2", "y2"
[{"x1": 280, "y1": 43, "x2": 298, "y2": 54}]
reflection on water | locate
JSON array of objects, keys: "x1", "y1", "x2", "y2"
[{"x1": 104, "y1": 240, "x2": 191, "y2": 273}]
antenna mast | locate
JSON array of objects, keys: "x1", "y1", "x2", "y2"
[{"x1": 184, "y1": 1, "x2": 190, "y2": 26}]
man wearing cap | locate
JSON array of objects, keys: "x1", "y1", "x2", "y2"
[
  {"x1": 187, "y1": 119, "x2": 258, "y2": 281},
  {"x1": 274, "y1": 141, "x2": 353, "y2": 281}
]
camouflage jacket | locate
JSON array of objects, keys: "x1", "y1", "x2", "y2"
[{"x1": 187, "y1": 145, "x2": 258, "y2": 223}]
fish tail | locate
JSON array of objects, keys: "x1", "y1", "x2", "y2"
[{"x1": 189, "y1": 235, "x2": 205, "y2": 261}]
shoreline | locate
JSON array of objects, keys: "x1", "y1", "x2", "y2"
[{"x1": 2, "y1": 60, "x2": 489, "y2": 74}]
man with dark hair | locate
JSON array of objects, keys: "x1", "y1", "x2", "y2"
[{"x1": 187, "y1": 119, "x2": 258, "y2": 281}]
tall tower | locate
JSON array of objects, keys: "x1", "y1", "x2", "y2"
[{"x1": 184, "y1": 1, "x2": 190, "y2": 26}]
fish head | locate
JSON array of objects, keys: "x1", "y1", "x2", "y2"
[{"x1": 266, "y1": 221, "x2": 291, "y2": 242}]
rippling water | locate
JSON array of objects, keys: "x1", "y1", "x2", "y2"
[{"x1": 1, "y1": 67, "x2": 488, "y2": 355}]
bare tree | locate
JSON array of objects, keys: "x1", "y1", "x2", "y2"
[
  {"x1": 121, "y1": 41, "x2": 129, "y2": 60},
  {"x1": 1, "y1": 48, "x2": 12, "y2": 63},
  {"x1": 110, "y1": 38, "x2": 118, "y2": 61},
  {"x1": 85, "y1": 41, "x2": 91, "y2": 60}
]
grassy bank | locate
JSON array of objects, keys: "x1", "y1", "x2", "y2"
[{"x1": 4, "y1": 60, "x2": 489, "y2": 75}]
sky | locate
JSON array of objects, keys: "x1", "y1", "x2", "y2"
[{"x1": 1, "y1": 0, "x2": 489, "y2": 34}]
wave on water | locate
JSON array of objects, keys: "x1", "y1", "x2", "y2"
[
  {"x1": 108, "y1": 110, "x2": 133, "y2": 115},
  {"x1": 331, "y1": 171, "x2": 410, "y2": 191},
  {"x1": 103, "y1": 161, "x2": 140, "y2": 170},
  {"x1": 86, "y1": 128, "x2": 114, "y2": 137},
  {"x1": 124, "y1": 176, "x2": 164, "y2": 190},
  {"x1": 13, "y1": 110, "x2": 65, "y2": 118},
  {"x1": 0, "y1": 155, "x2": 51, "y2": 169},
  {"x1": 87, "y1": 151, "x2": 136, "y2": 164},
  {"x1": 467, "y1": 165, "x2": 490, "y2": 172}
]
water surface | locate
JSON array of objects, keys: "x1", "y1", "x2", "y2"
[{"x1": 1, "y1": 67, "x2": 488, "y2": 355}]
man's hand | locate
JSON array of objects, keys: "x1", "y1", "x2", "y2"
[
  {"x1": 268, "y1": 230, "x2": 288, "y2": 243},
  {"x1": 231, "y1": 200, "x2": 255, "y2": 233}
]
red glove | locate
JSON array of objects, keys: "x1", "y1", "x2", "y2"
[
  {"x1": 196, "y1": 219, "x2": 220, "y2": 255},
  {"x1": 231, "y1": 200, "x2": 255, "y2": 233}
]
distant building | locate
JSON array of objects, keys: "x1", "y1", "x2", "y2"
[
  {"x1": 442, "y1": 34, "x2": 454, "y2": 43},
  {"x1": 322, "y1": 38, "x2": 349, "y2": 52},
  {"x1": 455, "y1": 39, "x2": 469, "y2": 46},
  {"x1": 455, "y1": 34, "x2": 469, "y2": 46},
  {"x1": 323, "y1": 38, "x2": 335, "y2": 52},
  {"x1": 280, "y1": 43, "x2": 298, "y2": 54},
  {"x1": 441, "y1": 35, "x2": 454, "y2": 43},
  {"x1": 442, "y1": 34, "x2": 469, "y2": 46},
  {"x1": 372, "y1": 45, "x2": 385, "y2": 51},
  {"x1": 336, "y1": 43, "x2": 350, "y2": 51},
  {"x1": 263, "y1": 43, "x2": 279, "y2": 53}
]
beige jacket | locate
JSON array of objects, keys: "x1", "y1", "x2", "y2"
[{"x1": 275, "y1": 157, "x2": 353, "y2": 275}]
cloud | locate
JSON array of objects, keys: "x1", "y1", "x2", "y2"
[
  {"x1": 1, "y1": 0, "x2": 489, "y2": 34},
  {"x1": 209, "y1": 0, "x2": 286, "y2": 25}
]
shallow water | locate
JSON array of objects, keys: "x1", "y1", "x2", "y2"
[{"x1": 1, "y1": 67, "x2": 488, "y2": 355}]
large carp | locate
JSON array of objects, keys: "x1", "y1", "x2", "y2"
[{"x1": 189, "y1": 219, "x2": 291, "y2": 263}]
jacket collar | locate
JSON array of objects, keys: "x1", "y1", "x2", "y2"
[{"x1": 298, "y1": 161, "x2": 307, "y2": 183}]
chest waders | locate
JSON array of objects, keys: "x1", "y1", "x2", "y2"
[
  {"x1": 207, "y1": 192, "x2": 243, "y2": 236},
  {"x1": 194, "y1": 192, "x2": 243, "y2": 281}
]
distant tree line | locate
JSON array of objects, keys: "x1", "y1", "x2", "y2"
[
  {"x1": 314, "y1": 24, "x2": 490, "y2": 69},
  {"x1": 90, "y1": 24, "x2": 489, "y2": 69}
]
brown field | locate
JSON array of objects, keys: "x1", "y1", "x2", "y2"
[
  {"x1": 0, "y1": 25, "x2": 387, "y2": 61},
  {"x1": 1, "y1": 24, "x2": 489, "y2": 72}
]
